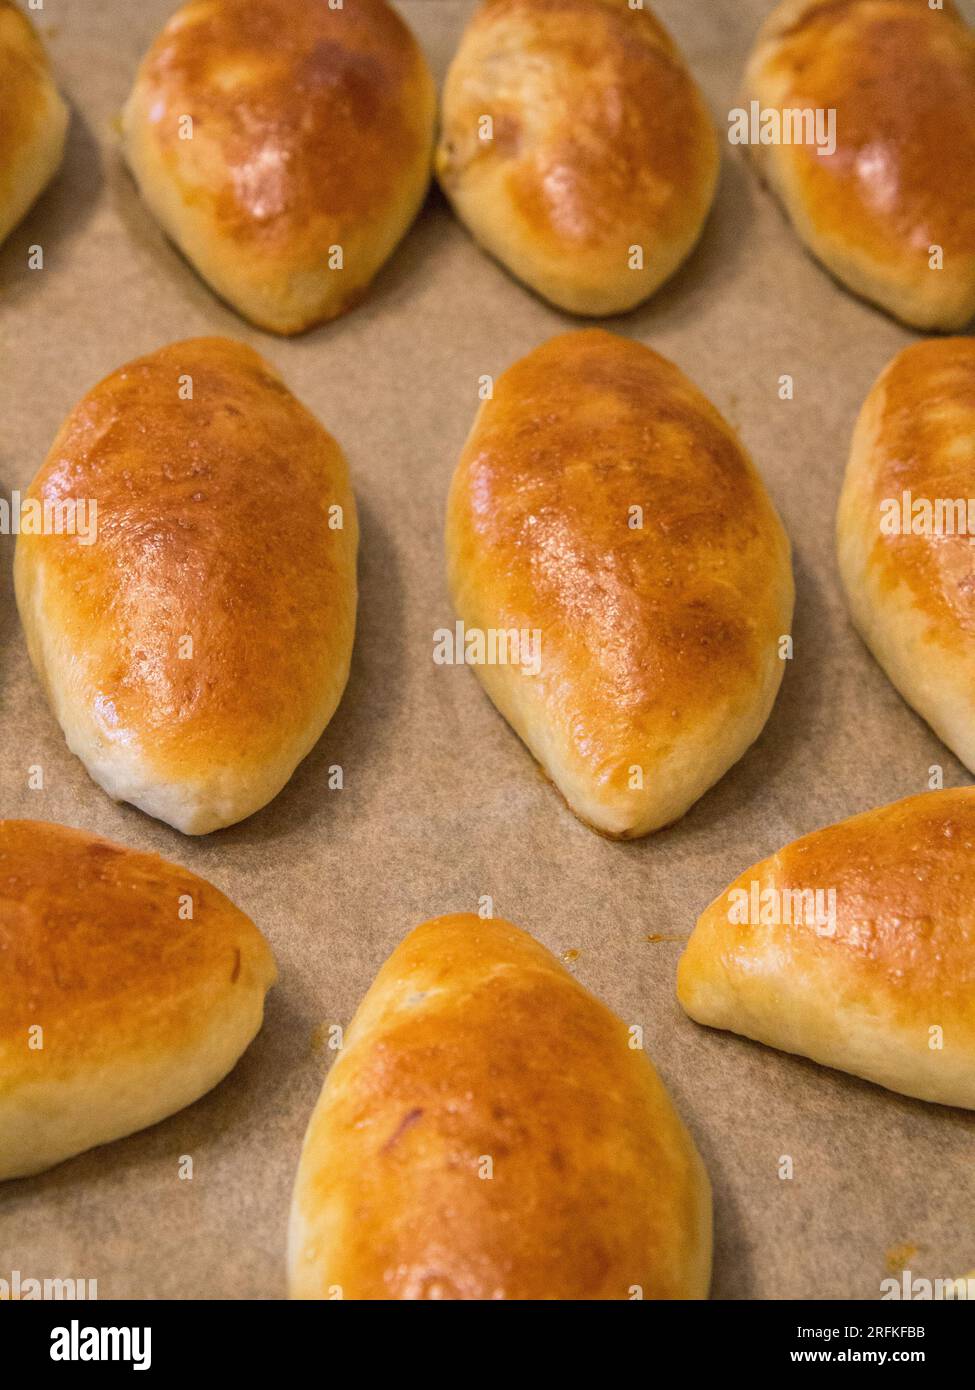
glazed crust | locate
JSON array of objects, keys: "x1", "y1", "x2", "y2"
[
  {"x1": 435, "y1": 0, "x2": 718, "y2": 314},
  {"x1": 14, "y1": 336, "x2": 358, "y2": 835},
  {"x1": 0, "y1": 0, "x2": 68, "y2": 246},
  {"x1": 122, "y1": 0, "x2": 436, "y2": 333},
  {"x1": 677, "y1": 788, "x2": 975, "y2": 1110},
  {"x1": 445, "y1": 329, "x2": 794, "y2": 838},
  {"x1": 289, "y1": 913, "x2": 712, "y2": 1300},
  {"x1": 0, "y1": 820, "x2": 276, "y2": 1180},
  {"x1": 837, "y1": 338, "x2": 975, "y2": 772},
  {"x1": 742, "y1": 0, "x2": 975, "y2": 329}
]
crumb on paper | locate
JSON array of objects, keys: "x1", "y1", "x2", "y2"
[{"x1": 885, "y1": 1242, "x2": 918, "y2": 1274}]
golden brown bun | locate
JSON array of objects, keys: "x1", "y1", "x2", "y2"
[
  {"x1": 14, "y1": 337, "x2": 358, "y2": 835},
  {"x1": 0, "y1": 819, "x2": 276, "y2": 1180},
  {"x1": 289, "y1": 912, "x2": 711, "y2": 1300},
  {"x1": 837, "y1": 338, "x2": 975, "y2": 771},
  {"x1": 435, "y1": 0, "x2": 718, "y2": 315},
  {"x1": 0, "y1": 0, "x2": 68, "y2": 246},
  {"x1": 741, "y1": 0, "x2": 975, "y2": 330},
  {"x1": 444, "y1": 329, "x2": 794, "y2": 838},
  {"x1": 122, "y1": 0, "x2": 436, "y2": 334},
  {"x1": 678, "y1": 788, "x2": 975, "y2": 1110}
]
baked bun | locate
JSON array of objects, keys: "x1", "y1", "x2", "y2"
[
  {"x1": 444, "y1": 329, "x2": 794, "y2": 838},
  {"x1": 677, "y1": 788, "x2": 975, "y2": 1110},
  {"x1": 0, "y1": 819, "x2": 276, "y2": 1181},
  {"x1": 289, "y1": 912, "x2": 711, "y2": 1300},
  {"x1": 435, "y1": 0, "x2": 718, "y2": 315},
  {"x1": 122, "y1": 0, "x2": 435, "y2": 334},
  {"x1": 837, "y1": 338, "x2": 975, "y2": 771},
  {"x1": 741, "y1": 0, "x2": 975, "y2": 330},
  {"x1": 0, "y1": 0, "x2": 68, "y2": 246},
  {"x1": 14, "y1": 336, "x2": 358, "y2": 835}
]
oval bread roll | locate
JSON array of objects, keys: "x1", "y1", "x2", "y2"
[
  {"x1": 741, "y1": 0, "x2": 975, "y2": 330},
  {"x1": 677, "y1": 788, "x2": 975, "y2": 1110},
  {"x1": 837, "y1": 338, "x2": 975, "y2": 772},
  {"x1": 14, "y1": 337, "x2": 358, "y2": 835},
  {"x1": 445, "y1": 329, "x2": 794, "y2": 838},
  {"x1": 122, "y1": 0, "x2": 436, "y2": 334},
  {"x1": 0, "y1": 0, "x2": 68, "y2": 247},
  {"x1": 0, "y1": 819, "x2": 276, "y2": 1181},
  {"x1": 289, "y1": 913, "x2": 711, "y2": 1300},
  {"x1": 435, "y1": 0, "x2": 718, "y2": 315}
]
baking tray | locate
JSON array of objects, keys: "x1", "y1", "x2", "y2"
[{"x1": 1, "y1": 0, "x2": 972, "y2": 1299}]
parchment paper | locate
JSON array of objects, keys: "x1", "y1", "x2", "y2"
[{"x1": 1, "y1": 0, "x2": 973, "y2": 1301}]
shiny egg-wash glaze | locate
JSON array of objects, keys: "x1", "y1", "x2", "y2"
[
  {"x1": 0, "y1": 820, "x2": 276, "y2": 1181},
  {"x1": 290, "y1": 913, "x2": 712, "y2": 1300},
  {"x1": 437, "y1": 0, "x2": 719, "y2": 315},
  {"x1": 446, "y1": 330, "x2": 794, "y2": 838},
  {"x1": 15, "y1": 338, "x2": 358, "y2": 835},
  {"x1": 123, "y1": 0, "x2": 436, "y2": 333},
  {"x1": 838, "y1": 338, "x2": 975, "y2": 772},
  {"x1": 742, "y1": 0, "x2": 975, "y2": 329},
  {"x1": 679, "y1": 788, "x2": 975, "y2": 1110}
]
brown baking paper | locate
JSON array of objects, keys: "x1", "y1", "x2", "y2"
[{"x1": 1, "y1": 0, "x2": 973, "y2": 1300}]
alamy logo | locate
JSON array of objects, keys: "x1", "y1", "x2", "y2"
[
  {"x1": 728, "y1": 100, "x2": 837, "y2": 156},
  {"x1": 433, "y1": 620, "x2": 542, "y2": 676},
  {"x1": 0, "y1": 490, "x2": 98, "y2": 544},
  {"x1": 880, "y1": 490, "x2": 975, "y2": 538},
  {"x1": 727, "y1": 881, "x2": 837, "y2": 937},
  {"x1": 50, "y1": 1321, "x2": 151, "y2": 1371}
]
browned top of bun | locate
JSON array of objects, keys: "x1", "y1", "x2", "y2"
[
  {"x1": 754, "y1": 0, "x2": 975, "y2": 265},
  {"x1": 440, "y1": 0, "x2": 716, "y2": 255},
  {"x1": 450, "y1": 329, "x2": 789, "y2": 753},
  {"x1": 18, "y1": 336, "x2": 356, "y2": 787},
  {"x1": 293, "y1": 913, "x2": 709, "y2": 1299},
  {"x1": 0, "y1": 819, "x2": 275, "y2": 1076},
  {"x1": 725, "y1": 789, "x2": 975, "y2": 1025},
  {"x1": 131, "y1": 0, "x2": 431, "y2": 251},
  {"x1": 854, "y1": 337, "x2": 975, "y2": 641}
]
